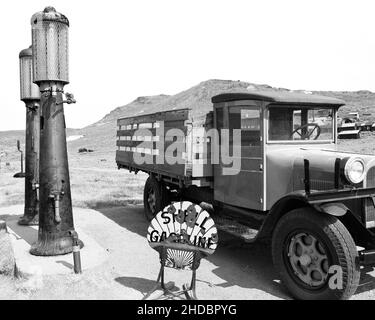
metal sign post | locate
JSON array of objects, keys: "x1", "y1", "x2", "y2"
[
  {"x1": 13, "y1": 140, "x2": 26, "y2": 178},
  {"x1": 29, "y1": 6, "x2": 82, "y2": 256},
  {"x1": 18, "y1": 46, "x2": 40, "y2": 225}
]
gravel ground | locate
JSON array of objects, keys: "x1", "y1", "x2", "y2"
[{"x1": 1, "y1": 204, "x2": 374, "y2": 300}]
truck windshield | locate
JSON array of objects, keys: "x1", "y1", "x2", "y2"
[{"x1": 268, "y1": 106, "x2": 334, "y2": 142}]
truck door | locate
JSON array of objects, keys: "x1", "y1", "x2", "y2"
[{"x1": 214, "y1": 103, "x2": 264, "y2": 211}]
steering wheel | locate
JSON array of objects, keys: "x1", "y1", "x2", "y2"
[{"x1": 291, "y1": 123, "x2": 321, "y2": 140}]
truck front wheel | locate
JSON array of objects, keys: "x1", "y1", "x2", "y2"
[
  {"x1": 272, "y1": 208, "x2": 360, "y2": 300},
  {"x1": 143, "y1": 176, "x2": 169, "y2": 221}
]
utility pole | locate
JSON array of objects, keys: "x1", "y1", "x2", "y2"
[
  {"x1": 18, "y1": 46, "x2": 40, "y2": 226},
  {"x1": 30, "y1": 6, "x2": 82, "y2": 256}
]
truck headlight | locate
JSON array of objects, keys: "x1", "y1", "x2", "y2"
[{"x1": 343, "y1": 157, "x2": 365, "y2": 184}]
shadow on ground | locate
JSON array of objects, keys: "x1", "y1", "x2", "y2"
[
  {"x1": 208, "y1": 233, "x2": 290, "y2": 299},
  {"x1": 94, "y1": 205, "x2": 148, "y2": 237},
  {"x1": 0, "y1": 214, "x2": 36, "y2": 245},
  {"x1": 2, "y1": 204, "x2": 375, "y2": 299},
  {"x1": 115, "y1": 276, "x2": 159, "y2": 297},
  {"x1": 95, "y1": 205, "x2": 375, "y2": 299},
  {"x1": 95, "y1": 206, "x2": 289, "y2": 299},
  {"x1": 356, "y1": 266, "x2": 375, "y2": 295}
]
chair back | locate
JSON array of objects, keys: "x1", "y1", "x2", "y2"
[{"x1": 147, "y1": 201, "x2": 218, "y2": 270}]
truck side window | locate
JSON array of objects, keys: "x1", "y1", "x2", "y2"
[
  {"x1": 228, "y1": 107, "x2": 260, "y2": 147},
  {"x1": 240, "y1": 109, "x2": 260, "y2": 146},
  {"x1": 216, "y1": 107, "x2": 224, "y2": 129},
  {"x1": 269, "y1": 108, "x2": 293, "y2": 140}
]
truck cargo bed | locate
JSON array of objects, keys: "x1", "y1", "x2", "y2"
[{"x1": 116, "y1": 108, "x2": 214, "y2": 187}]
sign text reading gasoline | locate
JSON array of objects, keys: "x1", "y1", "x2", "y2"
[{"x1": 149, "y1": 207, "x2": 217, "y2": 250}]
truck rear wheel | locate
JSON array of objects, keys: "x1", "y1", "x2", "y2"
[
  {"x1": 272, "y1": 208, "x2": 360, "y2": 300},
  {"x1": 143, "y1": 176, "x2": 169, "y2": 221}
]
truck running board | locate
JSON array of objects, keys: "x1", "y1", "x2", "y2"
[{"x1": 213, "y1": 216, "x2": 259, "y2": 243}]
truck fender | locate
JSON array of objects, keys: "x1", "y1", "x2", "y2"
[
  {"x1": 314, "y1": 202, "x2": 349, "y2": 217},
  {"x1": 257, "y1": 194, "x2": 311, "y2": 240},
  {"x1": 258, "y1": 194, "x2": 372, "y2": 247},
  {"x1": 258, "y1": 194, "x2": 348, "y2": 240}
]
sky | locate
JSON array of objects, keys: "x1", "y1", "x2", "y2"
[{"x1": 1, "y1": 0, "x2": 375, "y2": 131}]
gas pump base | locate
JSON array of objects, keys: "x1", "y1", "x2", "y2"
[{"x1": 30, "y1": 233, "x2": 83, "y2": 256}]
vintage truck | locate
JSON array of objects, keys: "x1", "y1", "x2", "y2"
[{"x1": 116, "y1": 91, "x2": 375, "y2": 300}]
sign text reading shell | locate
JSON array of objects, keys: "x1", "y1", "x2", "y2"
[{"x1": 149, "y1": 204, "x2": 218, "y2": 251}]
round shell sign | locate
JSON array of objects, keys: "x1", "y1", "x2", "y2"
[{"x1": 147, "y1": 201, "x2": 218, "y2": 255}]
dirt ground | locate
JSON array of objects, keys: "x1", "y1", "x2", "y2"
[
  {"x1": 1, "y1": 203, "x2": 375, "y2": 300},
  {"x1": 93, "y1": 206, "x2": 375, "y2": 300},
  {"x1": 1, "y1": 136, "x2": 375, "y2": 300}
]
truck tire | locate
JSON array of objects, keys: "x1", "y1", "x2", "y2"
[
  {"x1": 272, "y1": 208, "x2": 360, "y2": 300},
  {"x1": 143, "y1": 176, "x2": 169, "y2": 221}
]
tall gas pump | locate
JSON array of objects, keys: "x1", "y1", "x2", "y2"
[
  {"x1": 18, "y1": 46, "x2": 41, "y2": 225},
  {"x1": 30, "y1": 6, "x2": 82, "y2": 256}
]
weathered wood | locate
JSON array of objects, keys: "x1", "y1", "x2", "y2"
[
  {"x1": 116, "y1": 108, "x2": 214, "y2": 183},
  {"x1": 117, "y1": 108, "x2": 190, "y2": 126}
]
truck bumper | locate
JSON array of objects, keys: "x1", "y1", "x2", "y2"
[{"x1": 306, "y1": 187, "x2": 375, "y2": 204}]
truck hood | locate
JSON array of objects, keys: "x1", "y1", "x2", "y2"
[{"x1": 265, "y1": 144, "x2": 375, "y2": 208}]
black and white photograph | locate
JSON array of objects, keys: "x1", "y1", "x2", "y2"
[{"x1": 1, "y1": 0, "x2": 375, "y2": 309}]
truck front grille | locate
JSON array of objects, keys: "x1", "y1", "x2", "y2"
[
  {"x1": 366, "y1": 167, "x2": 375, "y2": 187},
  {"x1": 310, "y1": 179, "x2": 334, "y2": 191},
  {"x1": 365, "y1": 166, "x2": 375, "y2": 228}
]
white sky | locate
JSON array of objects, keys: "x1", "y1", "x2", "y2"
[{"x1": 1, "y1": 0, "x2": 375, "y2": 131}]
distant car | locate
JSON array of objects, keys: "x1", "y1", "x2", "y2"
[
  {"x1": 338, "y1": 122, "x2": 361, "y2": 139},
  {"x1": 360, "y1": 122, "x2": 373, "y2": 132},
  {"x1": 78, "y1": 148, "x2": 94, "y2": 153},
  {"x1": 348, "y1": 112, "x2": 359, "y2": 121}
]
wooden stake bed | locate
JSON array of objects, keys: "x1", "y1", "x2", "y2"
[{"x1": 116, "y1": 108, "x2": 214, "y2": 187}]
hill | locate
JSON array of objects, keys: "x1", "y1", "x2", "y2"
[
  {"x1": 2, "y1": 79, "x2": 375, "y2": 166},
  {"x1": 74, "y1": 79, "x2": 375, "y2": 154},
  {"x1": 70, "y1": 80, "x2": 276, "y2": 156},
  {"x1": 312, "y1": 90, "x2": 375, "y2": 122},
  {"x1": 0, "y1": 128, "x2": 81, "y2": 163},
  {"x1": 101, "y1": 80, "x2": 375, "y2": 123}
]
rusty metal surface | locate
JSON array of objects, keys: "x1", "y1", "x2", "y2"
[
  {"x1": 212, "y1": 91, "x2": 345, "y2": 106},
  {"x1": 266, "y1": 146, "x2": 375, "y2": 210},
  {"x1": 19, "y1": 46, "x2": 40, "y2": 101},
  {"x1": 18, "y1": 101, "x2": 40, "y2": 226},
  {"x1": 213, "y1": 216, "x2": 258, "y2": 242},
  {"x1": 30, "y1": 87, "x2": 76, "y2": 256},
  {"x1": 31, "y1": 7, "x2": 69, "y2": 84},
  {"x1": 31, "y1": 6, "x2": 69, "y2": 26},
  {"x1": 213, "y1": 103, "x2": 264, "y2": 211}
]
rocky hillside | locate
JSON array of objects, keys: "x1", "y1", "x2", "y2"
[
  {"x1": 2, "y1": 79, "x2": 375, "y2": 163},
  {"x1": 313, "y1": 90, "x2": 375, "y2": 122},
  {"x1": 99, "y1": 79, "x2": 375, "y2": 125},
  {"x1": 99, "y1": 79, "x2": 286, "y2": 123},
  {"x1": 73, "y1": 80, "x2": 277, "y2": 155},
  {"x1": 75, "y1": 79, "x2": 375, "y2": 153},
  {"x1": 98, "y1": 95, "x2": 171, "y2": 123}
]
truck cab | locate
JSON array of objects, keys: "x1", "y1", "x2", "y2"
[
  {"x1": 210, "y1": 91, "x2": 375, "y2": 299},
  {"x1": 212, "y1": 92, "x2": 343, "y2": 210}
]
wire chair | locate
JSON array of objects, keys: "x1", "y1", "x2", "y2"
[
  {"x1": 144, "y1": 201, "x2": 218, "y2": 300},
  {"x1": 144, "y1": 241, "x2": 209, "y2": 300}
]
